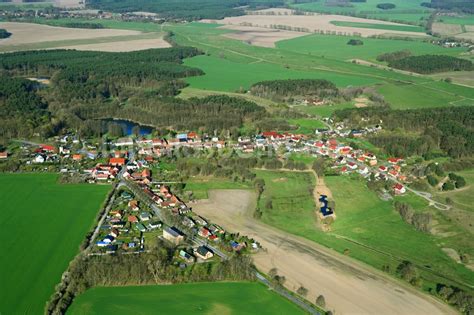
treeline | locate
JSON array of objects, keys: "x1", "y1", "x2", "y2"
[
  {"x1": 71, "y1": 95, "x2": 266, "y2": 134},
  {"x1": 61, "y1": 22, "x2": 105, "y2": 29},
  {"x1": 421, "y1": 0, "x2": 474, "y2": 13},
  {"x1": 334, "y1": 106, "x2": 474, "y2": 158},
  {"x1": 0, "y1": 28, "x2": 11, "y2": 38},
  {"x1": 87, "y1": 0, "x2": 284, "y2": 20},
  {"x1": 394, "y1": 201, "x2": 432, "y2": 233},
  {"x1": 46, "y1": 244, "x2": 255, "y2": 314},
  {"x1": 388, "y1": 55, "x2": 474, "y2": 74},
  {"x1": 249, "y1": 79, "x2": 339, "y2": 101},
  {"x1": 376, "y1": 49, "x2": 411, "y2": 63},
  {"x1": 0, "y1": 76, "x2": 49, "y2": 140}
]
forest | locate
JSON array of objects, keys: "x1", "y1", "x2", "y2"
[
  {"x1": 388, "y1": 55, "x2": 474, "y2": 74},
  {"x1": 88, "y1": 0, "x2": 284, "y2": 20},
  {"x1": 249, "y1": 79, "x2": 339, "y2": 101},
  {"x1": 376, "y1": 49, "x2": 411, "y2": 63},
  {"x1": 421, "y1": 0, "x2": 474, "y2": 13},
  {"x1": 61, "y1": 22, "x2": 105, "y2": 29},
  {"x1": 334, "y1": 106, "x2": 474, "y2": 158},
  {"x1": 0, "y1": 28, "x2": 11, "y2": 39}
]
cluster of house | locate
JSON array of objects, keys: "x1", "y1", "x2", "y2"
[
  {"x1": 96, "y1": 190, "x2": 162, "y2": 253},
  {"x1": 28, "y1": 144, "x2": 58, "y2": 164},
  {"x1": 306, "y1": 138, "x2": 407, "y2": 194}
]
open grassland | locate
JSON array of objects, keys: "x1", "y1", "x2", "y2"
[
  {"x1": 288, "y1": 118, "x2": 326, "y2": 134},
  {"x1": 277, "y1": 33, "x2": 466, "y2": 62},
  {"x1": 0, "y1": 21, "x2": 169, "y2": 52},
  {"x1": 0, "y1": 174, "x2": 109, "y2": 315},
  {"x1": 330, "y1": 20, "x2": 425, "y2": 32},
  {"x1": 439, "y1": 15, "x2": 474, "y2": 26},
  {"x1": 184, "y1": 177, "x2": 252, "y2": 199},
  {"x1": 68, "y1": 282, "x2": 305, "y2": 315},
  {"x1": 253, "y1": 170, "x2": 473, "y2": 292},
  {"x1": 297, "y1": 101, "x2": 355, "y2": 117},
  {"x1": 167, "y1": 23, "x2": 474, "y2": 109},
  {"x1": 435, "y1": 169, "x2": 474, "y2": 213},
  {"x1": 290, "y1": 0, "x2": 432, "y2": 24}
]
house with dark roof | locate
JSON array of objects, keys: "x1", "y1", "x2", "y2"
[
  {"x1": 163, "y1": 226, "x2": 184, "y2": 245},
  {"x1": 195, "y1": 246, "x2": 214, "y2": 260}
]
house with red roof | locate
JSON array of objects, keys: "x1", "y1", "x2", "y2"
[
  {"x1": 109, "y1": 157, "x2": 125, "y2": 166},
  {"x1": 393, "y1": 183, "x2": 406, "y2": 195}
]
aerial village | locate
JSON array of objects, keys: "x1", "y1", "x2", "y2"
[{"x1": 1, "y1": 120, "x2": 411, "y2": 237}]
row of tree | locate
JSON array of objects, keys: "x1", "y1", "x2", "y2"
[{"x1": 388, "y1": 55, "x2": 473, "y2": 74}]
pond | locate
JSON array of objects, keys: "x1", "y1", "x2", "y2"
[{"x1": 102, "y1": 119, "x2": 153, "y2": 136}]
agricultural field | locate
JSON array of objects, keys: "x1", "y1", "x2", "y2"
[
  {"x1": 290, "y1": 0, "x2": 432, "y2": 24},
  {"x1": 184, "y1": 177, "x2": 252, "y2": 199},
  {"x1": 0, "y1": 21, "x2": 169, "y2": 52},
  {"x1": 0, "y1": 174, "x2": 110, "y2": 315},
  {"x1": 204, "y1": 9, "x2": 430, "y2": 38},
  {"x1": 438, "y1": 15, "x2": 474, "y2": 26},
  {"x1": 68, "y1": 282, "x2": 306, "y2": 315},
  {"x1": 253, "y1": 170, "x2": 474, "y2": 292},
  {"x1": 166, "y1": 22, "x2": 474, "y2": 109},
  {"x1": 277, "y1": 33, "x2": 466, "y2": 63}
]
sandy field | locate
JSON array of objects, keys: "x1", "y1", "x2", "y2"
[
  {"x1": 57, "y1": 37, "x2": 171, "y2": 52},
  {"x1": 203, "y1": 9, "x2": 429, "y2": 39},
  {"x1": 220, "y1": 25, "x2": 305, "y2": 48},
  {"x1": 54, "y1": 0, "x2": 84, "y2": 8},
  {"x1": 0, "y1": 22, "x2": 171, "y2": 52},
  {"x1": 193, "y1": 189, "x2": 455, "y2": 315}
]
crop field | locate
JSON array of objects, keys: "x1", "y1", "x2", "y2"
[
  {"x1": 290, "y1": 0, "x2": 432, "y2": 24},
  {"x1": 184, "y1": 177, "x2": 252, "y2": 199},
  {"x1": 277, "y1": 33, "x2": 466, "y2": 62},
  {"x1": 254, "y1": 170, "x2": 474, "y2": 291},
  {"x1": 0, "y1": 21, "x2": 169, "y2": 52},
  {"x1": 68, "y1": 282, "x2": 305, "y2": 315},
  {"x1": 0, "y1": 174, "x2": 109, "y2": 315},
  {"x1": 439, "y1": 15, "x2": 474, "y2": 26},
  {"x1": 330, "y1": 20, "x2": 425, "y2": 32}
]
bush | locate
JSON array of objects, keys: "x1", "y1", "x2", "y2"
[
  {"x1": 427, "y1": 175, "x2": 438, "y2": 187},
  {"x1": 347, "y1": 39, "x2": 363, "y2": 46},
  {"x1": 442, "y1": 181, "x2": 455, "y2": 191},
  {"x1": 377, "y1": 3, "x2": 396, "y2": 9},
  {"x1": 316, "y1": 295, "x2": 326, "y2": 308}
]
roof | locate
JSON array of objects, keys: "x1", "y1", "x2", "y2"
[
  {"x1": 165, "y1": 226, "x2": 184, "y2": 238},
  {"x1": 196, "y1": 245, "x2": 212, "y2": 256},
  {"x1": 109, "y1": 157, "x2": 125, "y2": 165}
]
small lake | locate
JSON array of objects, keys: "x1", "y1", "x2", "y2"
[{"x1": 102, "y1": 119, "x2": 153, "y2": 136}]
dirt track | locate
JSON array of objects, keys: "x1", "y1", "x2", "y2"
[{"x1": 193, "y1": 189, "x2": 455, "y2": 315}]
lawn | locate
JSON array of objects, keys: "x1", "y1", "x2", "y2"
[
  {"x1": 254, "y1": 170, "x2": 474, "y2": 291},
  {"x1": 185, "y1": 177, "x2": 252, "y2": 199},
  {"x1": 330, "y1": 20, "x2": 425, "y2": 32},
  {"x1": 277, "y1": 33, "x2": 466, "y2": 63},
  {"x1": 0, "y1": 174, "x2": 110, "y2": 315},
  {"x1": 68, "y1": 282, "x2": 305, "y2": 315}
]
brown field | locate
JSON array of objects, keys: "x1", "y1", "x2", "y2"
[
  {"x1": 203, "y1": 9, "x2": 429, "y2": 38},
  {"x1": 0, "y1": 22, "x2": 170, "y2": 52},
  {"x1": 220, "y1": 25, "x2": 305, "y2": 48},
  {"x1": 54, "y1": 0, "x2": 84, "y2": 8},
  {"x1": 432, "y1": 22, "x2": 463, "y2": 36},
  {"x1": 56, "y1": 37, "x2": 171, "y2": 52},
  {"x1": 193, "y1": 189, "x2": 455, "y2": 315}
]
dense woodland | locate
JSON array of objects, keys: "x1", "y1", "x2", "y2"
[
  {"x1": 61, "y1": 22, "x2": 105, "y2": 29},
  {"x1": 88, "y1": 0, "x2": 284, "y2": 20},
  {"x1": 334, "y1": 106, "x2": 474, "y2": 158},
  {"x1": 0, "y1": 28, "x2": 11, "y2": 38},
  {"x1": 0, "y1": 48, "x2": 269, "y2": 141},
  {"x1": 388, "y1": 55, "x2": 474, "y2": 74},
  {"x1": 376, "y1": 49, "x2": 411, "y2": 63},
  {"x1": 250, "y1": 79, "x2": 339, "y2": 101},
  {"x1": 422, "y1": 0, "x2": 474, "y2": 13}
]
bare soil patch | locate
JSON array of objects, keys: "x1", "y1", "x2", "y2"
[
  {"x1": 272, "y1": 177, "x2": 288, "y2": 183},
  {"x1": 0, "y1": 22, "x2": 140, "y2": 46},
  {"x1": 194, "y1": 189, "x2": 454, "y2": 315},
  {"x1": 57, "y1": 37, "x2": 171, "y2": 52},
  {"x1": 442, "y1": 248, "x2": 461, "y2": 263},
  {"x1": 204, "y1": 11, "x2": 429, "y2": 38},
  {"x1": 220, "y1": 25, "x2": 305, "y2": 47},
  {"x1": 315, "y1": 176, "x2": 332, "y2": 198}
]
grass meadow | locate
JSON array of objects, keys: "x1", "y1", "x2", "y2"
[
  {"x1": 0, "y1": 174, "x2": 109, "y2": 315},
  {"x1": 253, "y1": 170, "x2": 474, "y2": 292},
  {"x1": 184, "y1": 177, "x2": 252, "y2": 199},
  {"x1": 68, "y1": 282, "x2": 305, "y2": 315},
  {"x1": 330, "y1": 21, "x2": 425, "y2": 32},
  {"x1": 290, "y1": 0, "x2": 432, "y2": 24},
  {"x1": 276, "y1": 33, "x2": 466, "y2": 62}
]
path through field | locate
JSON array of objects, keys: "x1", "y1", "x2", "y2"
[{"x1": 193, "y1": 189, "x2": 455, "y2": 315}]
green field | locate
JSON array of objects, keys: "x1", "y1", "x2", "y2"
[
  {"x1": 289, "y1": 118, "x2": 326, "y2": 134},
  {"x1": 434, "y1": 169, "x2": 474, "y2": 213},
  {"x1": 277, "y1": 33, "x2": 466, "y2": 63},
  {"x1": 0, "y1": 174, "x2": 109, "y2": 315},
  {"x1": 297, "y1": 101, "x2": 355, "y2": 117},
  {"x1": 254, "y1": 170, "x2": 474, "y2": 291},
  {"x1": 290, "y1": 0, "x2": 432, "y2": 24},
  {"x1": 184, "y1": 177, "x2": 252, "y2": 199},
  {"x1": 68, "y1": 282, "x2": 305, "y2": 315},
  {"x1": 330, "y1": 20, "x2": 425, "y2": 32},
  {"x1": 439, "y1": 15, "x2": 474, "y2": 26}
]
